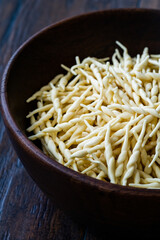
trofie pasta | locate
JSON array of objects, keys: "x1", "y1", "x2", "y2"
[{"x1": 26, "y1": 41, "x2": 160, "y2": 189}]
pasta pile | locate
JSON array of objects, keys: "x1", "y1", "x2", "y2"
[{"x1": 27, "y1": 41, "x2": 160, "y2": 189}]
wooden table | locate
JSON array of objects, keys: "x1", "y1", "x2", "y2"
[{"x1": 1, "y1": 1, "x2": 160, "y2": 239}]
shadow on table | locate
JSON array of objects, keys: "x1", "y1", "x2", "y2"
[{"x1": 85, "y1": 222, "x2": 158, "y2": 239}]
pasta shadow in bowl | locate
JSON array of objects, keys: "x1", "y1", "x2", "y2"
[{"x1": 1, "y1": 8, "x2": 160, "y2": 227}]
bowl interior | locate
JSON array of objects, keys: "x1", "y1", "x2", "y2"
[
  {"x1": 3, "y1": 9, "x2": 160, "y2": 227},
  {"x1": 4, "y1": 9, "x2": 160, "y2": 142}
]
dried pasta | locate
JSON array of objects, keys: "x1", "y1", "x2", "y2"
[{"x1": 26, "y1": 41, "x2": 160, "y2": 189}]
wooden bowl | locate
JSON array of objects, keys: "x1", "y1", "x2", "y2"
[{"x1": 1, "y1": 9, "x2": 160, "y2": 227}]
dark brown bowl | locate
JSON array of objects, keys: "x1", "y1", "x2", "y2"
[{"x1": 1, "y1": 8, "x2": 160, "y2": 227}]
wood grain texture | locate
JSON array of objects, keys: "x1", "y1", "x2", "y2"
[
  {"x1": 1, "y1": 0, "x2": 160, "y2": 239},
  {"x1": 140, "y1": 0, "x2": 160, "y2": 8}
]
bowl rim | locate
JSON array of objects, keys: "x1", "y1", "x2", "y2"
[{"x1": 1, "y1": 8, "x2": 160, "y2": 196}]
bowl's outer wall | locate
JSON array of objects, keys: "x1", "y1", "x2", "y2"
[
  {"x1": 2, "y1": 9, "x2": 160, "y2": 226},
  {"x1": 6, "y1": 127, "x2": 160, "y2": 226}
]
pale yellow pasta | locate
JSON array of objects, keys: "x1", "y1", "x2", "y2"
[
  {"x1": 115, "y1": 123, "x2": 130, "y2": 178},
  {"x1": 26, "y1": 41, "x2": 160, "y2": 188},
  {"x1": 122, "y1": 120, "x2": 147, "y2": 185}
]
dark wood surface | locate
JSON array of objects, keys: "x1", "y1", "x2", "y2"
[{"x1": 1, "y1": 1, "x2": 160, "y2": 239}]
